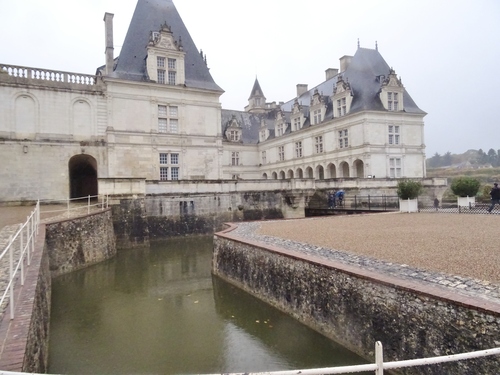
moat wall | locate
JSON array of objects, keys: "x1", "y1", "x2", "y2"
[
  {"x1": 213, "y1": 230, "x2": 500, "y2": 375},
  {"x1": 45, "y1": 209, "x2": 116, "y2": 277}
]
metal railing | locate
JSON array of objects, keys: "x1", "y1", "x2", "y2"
[
  {"x1": 0, "y1": 195, "x2": 109, "y2": 320},
  {"x1": 0, "y1": 202, "x2": 40, "y2": 320},
  {"x1": 38, "y1": 194, "x2": 109, "y2": 218},
  {"x1": 206, "y1": 342, "x2": 500, "y2": 375}
]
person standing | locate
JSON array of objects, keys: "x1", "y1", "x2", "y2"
[{"x1": 487, "y1": 182, "x2": 500, "y2": 213}]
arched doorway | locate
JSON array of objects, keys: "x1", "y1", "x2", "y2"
[
  {"x1": 354, "y1": 159, "x2": 365, "y2": 178},
  {"x1": 327, "y1": 163, "x2": 336, "y2": 178},
  {"x1": 315, "y1": 165, "x2": 324, "y2": 180},
  {"x1": 339, "y1": 161, "x2": 350, "y2": 177},
  {"x1": 69, "y1": 154, "x2": 98, "y2": 199}
]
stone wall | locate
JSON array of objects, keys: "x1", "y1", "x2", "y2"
[
  {"x1": 45, "y1": 209, "x2": 116, "y2": 277},
  {"x1": 213, "y1": 232, "x2": 500, "y2": 375},
  {"x1": 111, "y1": 192, "x2": 292, "y2": 247}
]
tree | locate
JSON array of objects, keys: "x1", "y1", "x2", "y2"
[
  {"x1": 450, "y1": 177, "x2": 481, "y2": 197},
  {"x1": 487, "y1": 148, "x2": 498, "y2": 166},
  {"x1": 397, "y1": 180, "x2": 423, "y2": 200},
  {"x1": 442, "y1": 151, "x2": 452, "y2": 166}
]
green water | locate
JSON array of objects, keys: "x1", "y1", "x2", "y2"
[{"x1": 48, "y1": 236, "x2": 367, "y2": 374}]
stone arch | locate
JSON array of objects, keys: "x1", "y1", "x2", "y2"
[
  {"x1": 71, "y1": 97, "x2": 93, "y2": 137},
  {"x1": 327, "y1": 163, "x2": 337, "y2": 178},
  {"x1": 305, "y1": 166, "x2": 314, "y2": 178},
  {"x1": 339, "y1": 161, "x2": 350, "y2": 177},
  {"x1": 287, "y1": 169, "x2": 294, "y2": 179},
  {"x1": 69, "y1": 154, "x2": 98, "y2": 199},
  {"x1": 14, "y1": 93, "x2": 38, "y2": 137},
  {"x1": 279, "y1": 170, "x2": 286, "y2": 179},
  {"x1": 272, "y1": 171, "x2": 278, "y2": 180},
  {"x1": 315, "y1": 165, "x2": 325, "y2": 180},
  {"x1": 353, "y1": 159, "x2": 365, "y2": 178},
  {"x1": 262, "y1": 173, "x2": 268, "y2": 179},
  {"x1": 296, "y1": 168, "x2": 304, "y2": 178}
]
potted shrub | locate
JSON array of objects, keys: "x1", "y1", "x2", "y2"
[
  {"x1": 451, "y1": 177, "x2": 480, "y2": 207},
  {"x1": 397, "y1": 179, "x2": 422, "y2": 212}
]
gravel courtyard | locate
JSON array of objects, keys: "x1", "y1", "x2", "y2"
[{"x1": 256, "y1": 212, "x2": 500, "y2": 284}]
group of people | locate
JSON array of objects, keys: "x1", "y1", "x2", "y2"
[{"x1": 327, "y1": 190, "x2": 344, "y2": 209}]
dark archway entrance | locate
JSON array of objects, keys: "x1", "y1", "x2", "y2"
[{"x1": 69, "y1": 154, "x2": 98, "y2": 199}]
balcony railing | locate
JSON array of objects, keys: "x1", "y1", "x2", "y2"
[{"x1": 1, "y1": 63, "x2": 97, "y2": 85}]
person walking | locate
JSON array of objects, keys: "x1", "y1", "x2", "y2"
[{"x1": 487, "y1": 182, "x2": 500, "y2": 213}]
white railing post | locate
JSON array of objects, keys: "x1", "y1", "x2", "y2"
[
  {"x1": 88, "y1": 195, "x2": 91, "y2": 214},
  {"x1": 20, "y1": 220, "x2": 25, "y2": 285},
  {"x1": 8, "y1": 234, "x2": 15, "y2": 320},
  {"x1": 67, "y1": 197, "x2": 70, "y2": 216},
  {"x1": 375, "y1": 341, "x2": 384, "y2": 374}
]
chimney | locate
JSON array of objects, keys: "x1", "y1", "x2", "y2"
[
  {"x1": 339, "y1": 55, "x2": 353, "y2": 72},
  {"x1": 104, "y1": 12, "x2": 114, "y2": 75},
  {"x1": 296, "y1": 84, "x2": 308, "y2": 97},
  {"x1": 325, "y1": 68, "x2": 339, "y2": 81}
]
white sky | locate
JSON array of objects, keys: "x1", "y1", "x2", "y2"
[{"x1": 1, "y1": 0, "x2": 499, "y2": 157}]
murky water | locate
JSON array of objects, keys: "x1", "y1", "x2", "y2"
[{"x1": 48, "y1": 236, "x2": 367, "y2": 374}]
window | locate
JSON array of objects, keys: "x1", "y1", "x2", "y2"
[
  {"x1": 313, "y1": 109, "x2": 322, "y2": 124},
  {"x1": 293, "y1": 117, "x2": 301, "y2": 131},
  {"x1": 158, "y1": 105, "x2": 178, "y2": 133},
  {"x1": 168, "y1": 71, "x2": 176, "y2": 85},
  {"x1": 157, "y1": 57, "x2": 165, "y2": 68},
  {"x1": 337, "y1": 97, "x2": 347, "y2": 116},
  {"x1": 168, "y1": 58, "x2": 176, "y2": 69},
  {"x1": 338, "y1": 129, "x2": 349, "y2": 148},
  {"x1": 277, "y1": 123, "x2": 284, "y2": 136},
  {"x1": 295, "y1": 141, "x2": 303, "y2": 158},
  {"x1": 278, "y1": 146, "x2": 285, "y2": 161},
  {"x1": 231, "y1": 152, "x2": 239, "y2": 166},
  {"x1": 389, "y1": 157, "x2": 402, "y2": 178},
  {"x1": 157, "y1": 70, "x2": 166, "y2": 84},
  {"x1": 228, "y1": 130, "x2": 240, "y2": 141},
  {"x1": 388, "y1": 92, "x2": 399, "y2": 111},
  {"x1": 260, "y1": 129, "x2": 266, "y2": 141},
  {"x1": 159, "y1": 152, "x2": 180, "y2": 180},
  {"x1": 261, "y1": 151, "x2": 266, "y2": 164},
  {"x1": 388, "y1": 125, "x2": 400, "y2": 145},
  {"x1": 315, "y1": 136, "x2": 323, "y2": 154}
]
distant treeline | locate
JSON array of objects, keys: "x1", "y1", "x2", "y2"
[{"x1": 427, "y1": 149, "x2": 500, "y2": 168}]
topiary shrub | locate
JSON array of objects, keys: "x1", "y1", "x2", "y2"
[
  {"x1": 397, "y1": 179, "x2": 423, "y2": 200},
  {"x1": 450, "y1": 177, "x2": 481, "y2": 197}
]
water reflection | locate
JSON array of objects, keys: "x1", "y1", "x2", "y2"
[{"x1": 49, "y1": 236, "x2": 366, "y2": 374}]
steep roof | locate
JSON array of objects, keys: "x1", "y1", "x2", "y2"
[
  {"x1": 112, "y1": 0, "x2": 223, "y2": 92},
  {"x1": 281, "y1": 47, "x2": 425, "y2": 115},
  {"x1": 248, "y1": 77, "x2": 266, "y2": 100}
]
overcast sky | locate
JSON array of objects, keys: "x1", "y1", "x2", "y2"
[{"x1": 1, "y1": 0, "x2": 499, "y2": 157}]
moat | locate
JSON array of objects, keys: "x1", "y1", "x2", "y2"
[{"x1": 48, "y1": 235, "x2": 366, "y2": 374}]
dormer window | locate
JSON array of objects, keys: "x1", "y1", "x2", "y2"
[
  {"x1": 147, "y1": 23, "x2": 185, "y2": 85},
  {"x1": 380, "y1": 68, "x2": 404, "y2": 112},
  {"x1": 225, "y1": 115, "x2": 242, "y2": 142},
  {"x1": 388, "y1": 92, "x2": 399, "y2": 111},
  {"x1": 332, "y1": 76, "x2": 352, "y2": 118},
  {"x1": 310, "y1": 89, "x2": 326, "y2": 125},
  {"x1": 291, "y1": 98, "x2": 304, "y2": 131},
  {"x1": 274, "y1": 110, "x2": 287, "y2": 137}
]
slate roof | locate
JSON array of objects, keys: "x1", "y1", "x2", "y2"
[
  {"x1": 248, "y1": 78, "x2": 266, "y2": 100},
  {"x1": 221, "y1": 110, "x2": 278, "y2": 145},
  {"x1": 281, "y1": 47, "x2": 425, "y2": 115},
  {"x1": 111, "y1": 0, "x2": 223, "y2": 92}
]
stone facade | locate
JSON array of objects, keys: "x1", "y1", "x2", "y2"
[
  {"x1": 0, "y1": 0, "x2": 433, "y2": 205},
  {"x1": 213, "y1": 232, "x2": 500, "y2": 374},
  {"x1": 45, "y1": 209, "x2": 116, "y2": 277}
]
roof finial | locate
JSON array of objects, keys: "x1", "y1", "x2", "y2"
[
  {"x1": 357, "y1": 38, "x2": 360, "y2": 49},
  {"x1": 375, "y1": 40, "x2": 378, "y2": 51}
]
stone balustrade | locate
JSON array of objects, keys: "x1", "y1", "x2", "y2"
[{"x1": 0, "y1": 63, "x2": 97, "y2": 86}]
